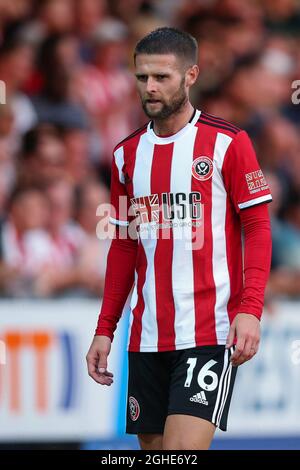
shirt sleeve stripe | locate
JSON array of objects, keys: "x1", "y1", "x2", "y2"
[
  {"x1": 114, "y1": 146, "x2": 125, "y2": 184},
  {"x1": 238, "y1": 194, "x2": 272, "y2": 210},
  {"x1": 109, "y1": 216, "x2": 129, "y2": 226}
]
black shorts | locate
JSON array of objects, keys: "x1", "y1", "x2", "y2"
[{"x1": 126, "y1": 345, "x2": 237, "y2": 434}]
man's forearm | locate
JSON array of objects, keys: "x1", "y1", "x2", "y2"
[
  {"x1": 96, "y1": 229, "x2": 138, "y2": 340},
  {"x1": 239, "y1": 203, "x2": 272, "y2": 319}
]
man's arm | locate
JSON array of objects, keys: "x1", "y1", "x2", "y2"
[
  {"x1": 95, "y1": 226, "x2": 138, "y2": 340},
  {"x1": 227, "y1": 203, "x2": 272, "y2": 366},
  {"x1": 86, "y1": 225, "x2": 138, "y2": 384}
]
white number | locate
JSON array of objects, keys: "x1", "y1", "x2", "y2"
[
  {"x1": 184, "y1": 358, "x2": 197, "y2": 387},
  {"x1": 197, "y1": 359, "x2": 218, "y2": 391},
  {"x1": 185, "y1": 358, "x2": 219, "y2": 391}
]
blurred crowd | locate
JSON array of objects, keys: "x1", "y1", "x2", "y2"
[{"x1": 0, "y1": 0, "x2": 299, "y2": 300}]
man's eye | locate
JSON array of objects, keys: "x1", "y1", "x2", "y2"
[
  {"x1": 137, "y1": 76, "x2": 147, "y2": 82},
  {"x1": 156, "y1": 75, "x2": 166, "y2": 81}
]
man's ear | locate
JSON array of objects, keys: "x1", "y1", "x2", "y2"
[{"x1": 185, "y1": 65, "x2": 199, "y2": 87}]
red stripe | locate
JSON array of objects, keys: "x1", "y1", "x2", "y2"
[
  {"x1": 123, "y1": 131, "x2": 147, "y2": 351},
  {"x1": 192, "y1": 125, "x2": 217, "y2": 345},
  {"x1": 225, "y1": 195, "x2": 243, "y2": 325},
  {"x1": 128, "y1": 243, "x2": 147, "y2": 351},
  {"x1": 151, "y1": 143, "x2": 176, "y2": 351}
]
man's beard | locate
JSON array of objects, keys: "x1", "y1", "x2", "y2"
[{"x1": 142, "y1": 78, "x2": 188, "y2": 119}]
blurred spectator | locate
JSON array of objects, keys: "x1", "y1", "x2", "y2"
[
  {"x1": 62, "y1": 127, "x2": 94, "y2": 185},
  {"x1": 30, "y1": 33, "x2": 89, "y2": 129},
  {"x1": 76, "y1": 0, "x2": 107, "y2": 37},
  {"x1": 0, "y1": 142, "x2": 15, "y2": 218},
  {"x1": 34, "y1": 0, "x2": 75, "y2": 36},
  {"x1": 0, "y1": 0, "x2": 32, "y2": 40},
  {"x1": 45, "y1": 177, "x2": 84, "y2": 265},
  {"x1": 75, "y1": 0, "x2": 108, "y2": 62},
  {"x1": 108, "y1": 0, "x2": 147, "y2": 24},
  {"x1": 18, "y1": 124, "x2": 67, "y2": 187},
  {"x1": 0, "y1": 36, "x2": 37, "y2": 148},
  {"x1": 0, "y1": 186, "x2": 52, "y2": 297},
  {"x1": 33, "y1": 177, "x2": 88, "y2": 297},
  {"x1": 76, "y1": 179, "x2": 113, "y2": 296},
  {"x1": 0, "y1": 103, "x2": 16, "y2": 216},
  {"x1": 74, "y1": 18, "x2": 138, "y2": 170},
  {"x1": 262, "y1": 0, "x2": 300, "y2": 36}
]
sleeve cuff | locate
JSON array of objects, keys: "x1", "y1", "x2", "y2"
[
  {"x1": 238, "y1": 194, "x2": 272, "y2": 210},
  {"x1": 237, "y1": 307, "x2": 262, "y2": 321},
  {"x1": 95, "y1": 328, "x2": 114, "y2": 341}
]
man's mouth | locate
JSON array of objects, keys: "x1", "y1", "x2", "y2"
[{"x1": 146, "y1": 99, "x2": 161, "y2": 104}]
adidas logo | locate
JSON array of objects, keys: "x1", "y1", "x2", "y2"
[{"x1": 190, "y1": 391, "x2": 208, "y2": 406}]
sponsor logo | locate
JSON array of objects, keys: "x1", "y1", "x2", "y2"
[
  {"x1": 245, "y1": 170, "x2": 269, "y2": 194},
  {"x1": 190, "y1": 391, "x2": 209, "y2": 406},
  {"x1": 131, "y1": 194, "x2": 160, "y2": 224},
  {"x1": 129, "y1": 396, "x2": 140, "y2": 421},
  {"x1": 130, "y1": 192, "x2": 202, "y2": 225},
  {"x1": 192, "y1": 157, "x2": 214, "y2": 181}
]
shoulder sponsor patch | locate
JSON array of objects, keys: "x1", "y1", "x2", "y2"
[{"x1": 245, "y1": 170, "x2": 269, "y2": 194}]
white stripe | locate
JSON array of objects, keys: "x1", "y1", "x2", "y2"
[
  {"x1": 216, "y1": 346, "x2": 234, "y2": 426},
  {"x1": 132, "y1": 133, "x2": 158, "y2": 351},
  {"x1": 212, "y1": 348, "x2": 229, "y2": 424},
  {"x1": 127, "y1": 271, "x2": 138, "y2": 349},
  {"x1": 109, "y1": 216, "x2": 129, "y2": 226},
  {"x1": 139, "y1": 237, "x2": 157, "y2": 351},
  {"x1": 217, "y1": 365, "x2": 233, "y2": 427},
  {"x1": 238, "y1": 194, "x2": 272, "y2": 210},
  {"x1": 132, "y1": 133, "x2": 154, "y2": 198},
  {"x1": 170, "y1": 127, "x2": 198, "y2": 347},
  {"x1": 212, "y1": 132, "x2": 233, "y2": 343},
  {"x1": 216, "y1": 359, "x2": 232, "y2": 426},
  {"x1": 114, "y1": 146, "x2": 125, "y2": 184}
]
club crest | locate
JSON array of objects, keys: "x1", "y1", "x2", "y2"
[{"x1": 192, "y1": 156, "x2": 214, "y2": 181}]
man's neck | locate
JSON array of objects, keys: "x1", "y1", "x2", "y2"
[{"x1": 152, "y1": 102, "x2": 195, "y2": 137}]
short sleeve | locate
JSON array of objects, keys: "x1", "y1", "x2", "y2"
[
  {"x1": 109, "y1": 146, "x2": 131, "y2": 226},
  {"x1": 222, "y1": 130, "x2": 272, "y2": 213}
]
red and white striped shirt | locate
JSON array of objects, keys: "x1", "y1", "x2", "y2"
[{"x1": 97, "y1": 109, "x2": 272, "y2": 352}]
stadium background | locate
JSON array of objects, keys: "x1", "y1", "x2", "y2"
[{"x1": 0, "y1": 0, "x2": 300, "y2": 450}]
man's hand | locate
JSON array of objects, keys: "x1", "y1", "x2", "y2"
[
  {"x1": 226, "y1": 313, "x2": 260, "y2": 367},
  {"x1": 86, "y1": 335, "x2": 114, "y2": 386}
]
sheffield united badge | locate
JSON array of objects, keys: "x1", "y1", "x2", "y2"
[{"x1": 192, "y1": 156, "x2": 214, "y2": 181}]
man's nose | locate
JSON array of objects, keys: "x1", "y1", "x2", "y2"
[{"x1": 146, "y1": 77, "x2": 158, "y2": 94}]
